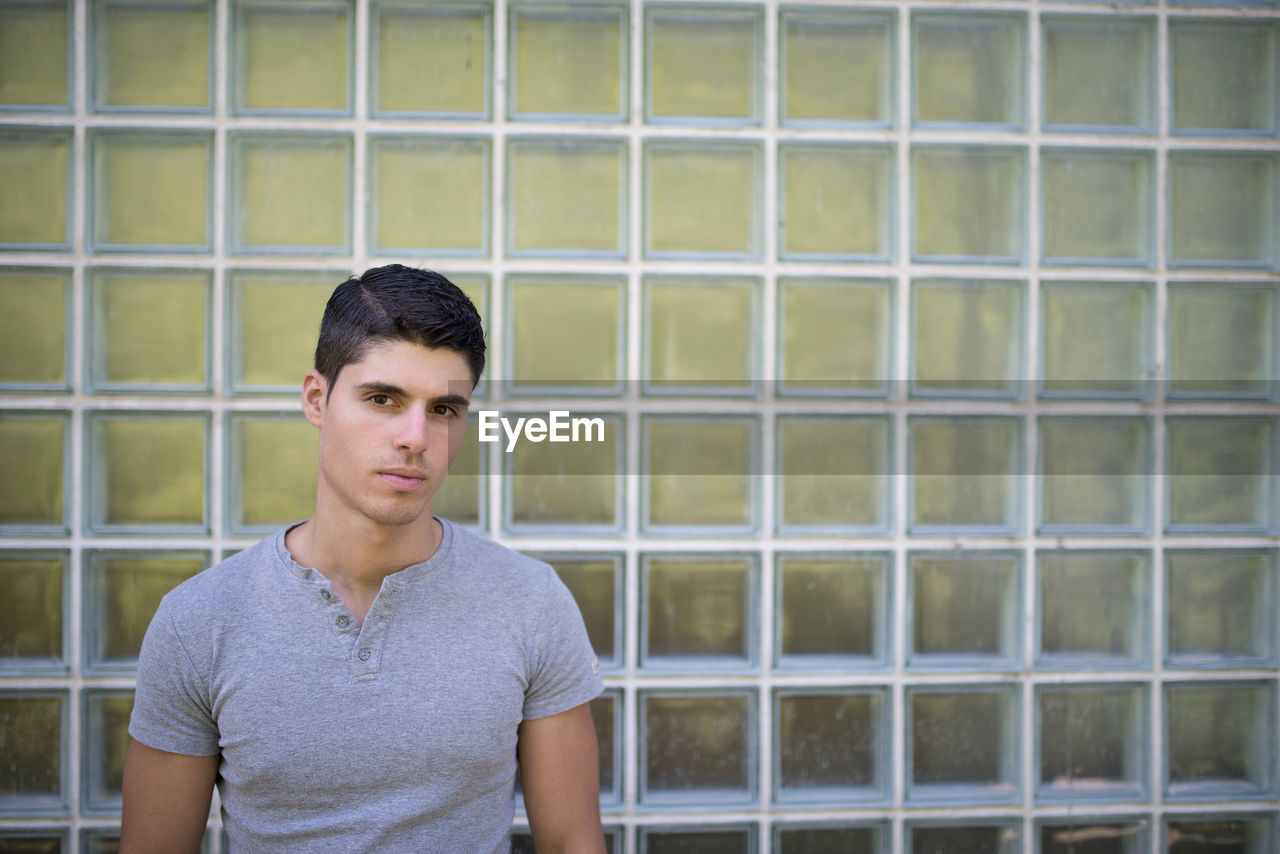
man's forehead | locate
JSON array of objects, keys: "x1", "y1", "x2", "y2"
[{"x1": 340, "y1": 340, "x2": 474, "y2": 392}]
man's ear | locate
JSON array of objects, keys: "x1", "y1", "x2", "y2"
[{"x1": 301, "y1": 370, "x2": 328, "y2": 428}]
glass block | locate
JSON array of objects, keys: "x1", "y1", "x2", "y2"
[
  {"x1": 80, "y1": 831, "x2": 122, "y2": 854},
  {"x1": 1040, "y1": 281, "x2": 1152, "y2": 399},
  {"x1": 87, "y1": 413, "x2": 208, "y2": 534},
  {"x1": 1039, "y1": 819, "x2": 1148, "y2": 854},
  {"x1": 0, "y1": 551, "x2": 65, "y2": 670},
  {"x1": 913, "y1": 146, "x2": 1025, "y2": 263},
  {"x1": 0, "y1": 0, "x2": 67, "y2": 108},
  {"x1": 0, "y1": 412, "x2": 67, "y2": 533},
  {"x1": 0, "y1": 831, "x2": 66, "y2": 853},
  {"x1": 776, "y1": 416, "x2": 890, "y2": 533},
  {"x1": 507, "y1": 276, "x2": 622, "y2": 393},
  {"x1": 776, "y1": 553, "x2": 889, "y2": 669},
  {"x1": 643, "y1": 554, "x2": 754, "y2": 669},
  {"x1": 228, "y1": 269, "x2": 337, "y2": 392},
  {"x1": 0, "y1": 130, "x2": 69, "y2": 248},
  {"x1": 90, "y1": 131, "x2": 210, "y2": 250},
  {"x1": 82, "y1": 690, "x2": 133, "y2": 814},
  {"x1": 1037, "y1": 684, "x2": 1147, "y2": 802},
  {"x1": 908, "y1": 823, "x2": 1020, "y2": 854},
  {"x1": 778, "y1": 278, "x2": 892, "y2": 397},
  {"x1": 431, "y1": 416, "x2": 481, "y2": 527},
  {"x1": 507, "y1": 138, "x2": 626, "y2": 256},
  {"x1": 780, "y1": 144, "x2": 893, "y2": 260},
  {"x1": 0, "y1": 692, "x2": 65, "y2": 814},
  {"x1": 509, "y1": 4, "x2": 625, "y2": 120},
  {"x1": 913, "y1": 12, "x2": 1024, "y2": 128},
  {"x1": 781, "y1": 9, "x2": 893, "y2": 127},
  {"x1": 228, "y1": 413, "x2": 318, "y2": 534},
  {"x1": 1166, "y1": 417, "x2": 1276, "y2": 533},
  {"x1": 910, "y1": 552, "x2": 1020, "y2": 669},
  {"x1": 907, "y1": 686, "x2": 1019, "y2": 803},
  {"x1": 94, "y1": 0, "x2": 209, "y2": 111},
  {"x1": 372, "y1": 2, "x2": 488, "y2": 117},
  {"x1": 910, "y1": 416, "x2": 1022, "y2": 534},
  {"x1": 643, "y1": 416, "x2": 757, "y2": 532},
  {"x1": 775, "y1": 825, "x2": 883, "y2": 854},
  {"x1": 641, "y1": 691, "x2": 756, "y2": 806},
  {"x1": 0, "y1": 267, "x2": 68, "y2": 389},
  {"x1": 233, "y1": 0, "x2": 349, "y2": 114},
  {"x1": 1171, "y1": 21, "x2": 1276, "y2": 135},
  {"x1": 646, "y1": 5, "x2": 760, "y2": 123},
  {"x1": 912, "y1": 279, "x2": 1023, "y2": 397},
  {"x1": 642, "y1": 827, "x2": 755, "y2": 854},
  {"x1": 1165, "y1": 681, "x2": 1276, "y2": 799},
  {"x1": 1042, "y1": 15, "x2": 1153, "y2": 132},
  {"x1": 368, "y1": 135, "x2": 487, "y2": 256},
  {"x1": 1168, "y1": 284, "x2": 1276, "y2": 399},
  {"x1": 505, "y1": 415, "x2": 621, "y2": 531},
  {"x1": 1169, "y1": 153, "x2": 1276, "y2": 268},
  {"x1": 591, "y1": 691, "x2": 620, "y2": 804},
  {"x1": 88, "y1": 269, "x2": 209, "y2": 391},
  {"x1": 1165, "y1": 815, "x2": 1276, "y2": 854},
  {"x1": 645, "y1": 277, "x2": 756, "y2": 394},
  {"x1": 84, "y1": 551, "x2": 205, "y2": 674},
  {"x1": 1042, "y1": 150, "x2": 1153, "y2": 265},
  {"x1": 645, "y1": 142, "x2": 760, "y2": 259},
  {"x1": 1166, "y1": 550, "x2": 1276, "y2": 667},
  {"x1": 230, "y1": 134, "x2": 351, "y2": 253},
  {"x1": 1038, "y1": 551, "x2": 1148, "y2": 668},
  {"x1": 1038, "y1": 417, "x2": 1150, "y2": 534},
  {"x1": 774, "y1": 689, "x2": 886, "y2": 803},
  {"x1": 538, "y1": 555, "x2": 620, "y2": 668}
]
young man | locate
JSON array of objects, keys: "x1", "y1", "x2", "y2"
[{"x1": 122, "y1": 265, "x2": 605, "y2": 853}]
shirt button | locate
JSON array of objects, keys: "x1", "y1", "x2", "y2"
[
  {"x1": 336, "y1": 616, "x2": 350, "y2": 629},
  {"x1": 358, "y1": 648, "x2": 372, "y2": 661},
  {"x1": 320, "y1": 590, "x2": 331, "y2": 601}
]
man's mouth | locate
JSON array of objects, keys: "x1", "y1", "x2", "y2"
[{"x1": 379, "y1": 469, "x2": 427, "y2": 490}]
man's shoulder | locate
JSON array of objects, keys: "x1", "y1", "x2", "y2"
[
  {"x1": 440, "y1": 519, "x2": 553, "y2": 585},
  {"x1": 160, "y1": 532, "x2": 283, "y2": 617}
]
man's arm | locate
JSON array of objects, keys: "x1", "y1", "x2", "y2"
[
  {"x1": 120, "y1": 738, "x2": 219, "y2": 854},
  {"x1": 517, "y1": 702, "x2": 606, "y2": 854}
]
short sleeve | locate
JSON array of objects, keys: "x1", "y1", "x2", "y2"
[
  {"x1": 128, "y1": 598, "x2": 221, "y2": 756},
  {"x1": 522, "y1": 570, "x2": 604, "y2": 721}
]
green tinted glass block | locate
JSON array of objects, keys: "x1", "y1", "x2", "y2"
[
  {"x1": 1042, "y1": 150, "x2": 1152, "y2": 264},
  {"x1": 778, "y1": 278, "x2": 891, "y2": 395},
  {"x1": 95, "y1": 0, "x2": 209, "y2": 111},
  {"x1": 1042, "y1": 15, "x2": 1153, "y2": 132},
  {"x1": 1168, "y1": 284, "x2": 1276, "y2": 399},
  {"x1": 81, "y1": 831, "x2": 122, "y2": 854},
  {"x1": 908, "y1": 687, "x2": 1018, "y2": 802},
  {"x1": 0, "y1": 552, "x2": 65, "y2": 669},
  {"x1": 1039, "y1": 417, "x2": 1150, "y2": 533},
  {"x1": 85, "y1": 551, "x2": 205, "y2": 672},
  {"x1": 0, "y1": 130, "x2": 68, "y2": 247},
  {"x1": 508, "y1": 138, "x2": 625, "y2": 256},
  {"x1": 644, "y1": 828, "x2": 754, "y2": 854},
  {"x1": 372, "y1": 2, "x2": 488, "y2": 116},
  {"x1": 0, "y1": 413, "x2": 66, "y2": 532},
  {"x1": 912, "y1": 279, "x2": 1022, "y2": 397},
  {"x1": 0, "y1": 0, "x2": 67, "y2": 107},
  {"x1": 1165, "y1": 682, "x2": 1275, "y2": 797},
  {"x1": 82, "y1": 690, "x2": 132, "y2": 813},
  {"x1": 0, "y1": 692, "x2": 64, "y2": 813},
  {"x1": 0, "y1": 831, "x2": 65, "y2": 852},
  {"x1": 646, "y1": 142, "x2": 760, "y2": 258},
  {"x1": 1166, "y1": 816, "x2": 1275, "y2": 854},
  {"x1": 89, "y1": 269, "x2": 209, "y2": 390},
  {"x1": 913, "y1": 12, "x2": 1024, "y2": 127},
  {"x1": 509, "y1": 4, "x2": 625, "y2": 120},
  {"x1": 913, "y1": 146, "x2": 1025, "y2": 262},
  {"x1": 777, "y1": 826, "x2": 881, "y2": 854},
  {"x1": 230, "y1": 134, "x2": 351, "y2": 253},
  {"x1": 540, "y1": 556, "x2": 618, "y2": 664},
  {"x1": 910, "y1": 824, "x2": 1019, "y2": 854},
  {"x1": 1039, "y1": 821, "x2": 1147, "y2": 854},
  {"x1": 646, "y1": 277, "x2": 756, "y2": 393},
  {"x1": 910, "y1": 552, "x2": 1019, "y2": 667},
  {"x1": 780, "y1": 144, "x2": 892, "y2": 260},
  {"x1": 91, "y1": 132, "x2": 210, "y2": 250},
  {"x1": 644, "y1": 416, "x2": 756, "y2": 532},
  {"x1": 431, "y1": 417, "x2": 481, "y2": 527},
  {"x1": 910, "y1": 416, "x2": 1021, "y2": 533},
  {"x1": 1040, "y1": 281, "x2": 1151, "y2": 398},
  {"x1": 508, "y1": 276, "x2": 621, "y2": 392},
  {"x1": 592, "y1": 694, "x2": 618, "y2": 800},
  {"x1": 369, "y1": 135, "x2": 487, "y2": 255},
  {"x1": 1169, "y1": 153, "x2": 1276, "y2": 267},
  {"x1": 776, "y1": 554, "x2": 888, "y2": 667},
  {"x1": 229, "y1": 270, "x2": 336, "y2": 391},
  {"x1": 1037, "y1": 684, "x2": 1147, "y2": 801},
  {"x1": 781, "y1": 9, "x2": 892, "y2": 126},
  {"x1": 229, "y1": 414, "x2": 317, "y2": 533},
  {"x1": 234, "y1": 0, "x2": 349, "y2": 114},
  {"x1": 641, "y1": 691, "x2": 755, "y2": 804},
  {"x1": 776, "y1": 690, "x2": 883, "y2": 800},
  {"x1": 1038, "y1": 551, "x2": 1148, "y2": 667},
  {"x1": 644, "y1": 555, "x2": 753, "y2": 666},
  {"x1": 777, "y1": 416, "x2": 889, "y2": 532},
  {"x1": 1171, "y1": 21, "x2": 1276, "y2": 134},
  {"x1": 1166, "y1": 550, "x2": 1276, "y2": 667},
  {"x1": 88, "y1": 414, "x2": 207, "y2": 533},
  {"x1": 1166, "y1": 417, "x2": 1276, "y2": 532},
  {"x1": 505, "y1": 415, "x2": 620, "y2": 530},
  {"x1": 646, "y1": 6, "x2": 759, "y2": 123},
  {"x1": 0, "y1": 268, "x2": 68, "y2": 389}
]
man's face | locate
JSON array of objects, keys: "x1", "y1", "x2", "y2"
[{"x1": 302, "y1": 339, "x2": 473, "y2": 530}]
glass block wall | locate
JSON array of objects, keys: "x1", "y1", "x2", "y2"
[{"x1": 0, "y1": 0, "x2": 1277, "y2": 852}]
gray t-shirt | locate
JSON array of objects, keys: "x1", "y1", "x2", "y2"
[{"x1": 129, "y1": 519, "x2": 603, "y2": 854}]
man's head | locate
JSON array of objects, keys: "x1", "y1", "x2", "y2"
[{"x1": 314, "y1": 264, "x2": 486, "y2": 392}]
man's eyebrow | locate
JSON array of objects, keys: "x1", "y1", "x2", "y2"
[{"x1": 355, "y1": 382, "x2": 471, "y2": 408}]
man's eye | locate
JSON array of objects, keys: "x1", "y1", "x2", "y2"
[
  {"x1": 370, "y1": 394, "x2": 391, "y2": 406},
  {"x1": 433, "y1": 405, "x2": 456, "y2": 417}
]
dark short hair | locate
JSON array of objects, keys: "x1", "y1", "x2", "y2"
[{"x1": 314, "y1": 264, "x2": 486, "y2": 390}]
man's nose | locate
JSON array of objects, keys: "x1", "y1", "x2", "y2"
[{"x1": 394, "y1": 408, "x2": 430, "y2": 453}]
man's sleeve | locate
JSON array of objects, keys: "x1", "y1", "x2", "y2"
[
  {"x1": 522, "y1": 570, "x2": 605, "y2": 721},
  {"x1": 128, "y1": 597, "x2": 221, "y2": 757}
]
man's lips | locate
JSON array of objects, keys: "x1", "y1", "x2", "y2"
[{"x1": 379, "y1": 469, "x2": 427, "y2": 490}]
